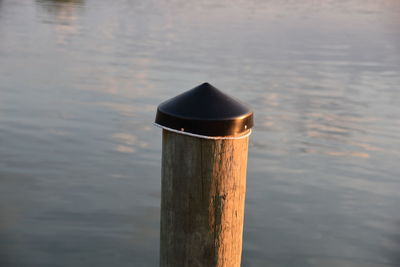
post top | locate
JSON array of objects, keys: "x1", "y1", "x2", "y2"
[{"x1": 154, "y1": 83, "x2": 254, "y2": 137}]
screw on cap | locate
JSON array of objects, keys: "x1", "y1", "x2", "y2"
[{"x1": 155, "y1": 83, "x2": 254, "y2": 137}]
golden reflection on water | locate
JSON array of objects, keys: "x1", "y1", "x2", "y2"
[
  {"x1": 325, "y1": 151, "x2": 369, "y2": 159},
  {"x1": 115, "y1": 145, "x2": 135, "y2": 153},
  {"x1": 349, "y1": 142, "x2": 383, "y2": 152},
  {"x1": 112, "y1": 133, "x2": 138, "y2": 145},
  {"x1": 112, "y1": 133, "x2": 148, "y2": 154}
]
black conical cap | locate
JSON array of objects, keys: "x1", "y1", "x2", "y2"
[{"x1": 155, "y1": 83, "x2": 254, "y2": 137}]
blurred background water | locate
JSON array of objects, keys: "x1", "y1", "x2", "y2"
[{"x1": 0, "y1": 0, "x2": 400, "y2": 266}]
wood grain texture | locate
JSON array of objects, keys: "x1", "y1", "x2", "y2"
[{"x1": 160, "y1": 129, "x2": 249, "y2": 267}]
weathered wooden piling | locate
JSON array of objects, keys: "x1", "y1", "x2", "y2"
[{"x1": 154, "y1": 83, "x2": 254, "y2": 267}]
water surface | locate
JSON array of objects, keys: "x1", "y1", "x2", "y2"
[{"x1": 0, "y1": 0, "x2": 400, "y2": 266}]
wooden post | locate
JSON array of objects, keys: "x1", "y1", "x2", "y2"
[{"x1": 155, "y1": 83, "x2": 254, "y2": 267}]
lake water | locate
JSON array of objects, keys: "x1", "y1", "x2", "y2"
[{"x1": 1, "y1": 0, "x2": 400, "y2": 266}]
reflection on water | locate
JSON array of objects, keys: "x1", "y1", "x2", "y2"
[
  {"x1": 37, "y1": 0, "x2": 84, "y2": 15},
  {"x1": 0, "y1": 0, "x2": 399, "y2": 266},
  {"x1": 37, "y1": 0, "x2": 84, "y2": 24},
  {"x1": 36, "y1": 0, "x2": 84, "y2": 45},
  {"x1": 112, "y1": 133, "x2": 148, "y2": 154}
]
